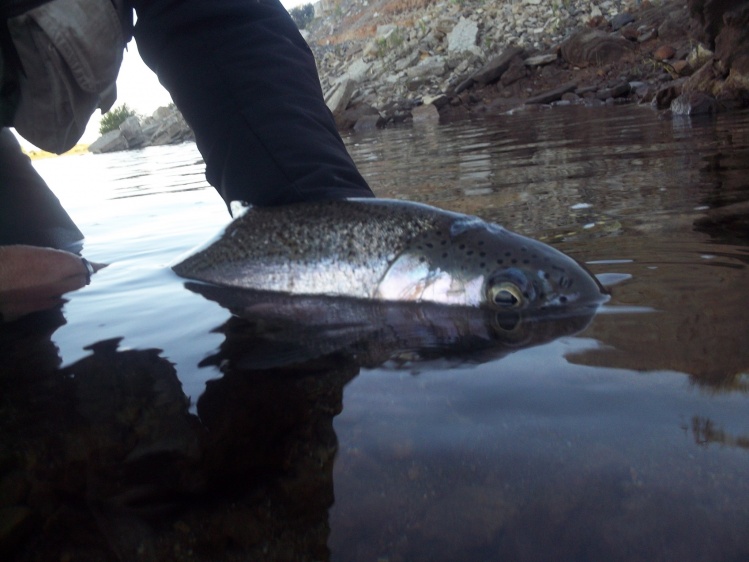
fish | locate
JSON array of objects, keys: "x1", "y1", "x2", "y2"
[{"x1": 173, "y1": 198, "x2": 607, "y2": 313}]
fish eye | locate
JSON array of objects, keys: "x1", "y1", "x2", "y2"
[{"x1": 488, "y1": 281, "x2": 525, "y2": 309}]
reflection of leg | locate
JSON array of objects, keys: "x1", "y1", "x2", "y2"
[
  {"x1": 132, "y1": 0, "x2": 374, "y2": 206},
  {"x1": 0, "y1": 128, "x2": 83, "y2": 251},
  {"x1": 196, "y1": 347, "x2": 359, "y2": 560}
]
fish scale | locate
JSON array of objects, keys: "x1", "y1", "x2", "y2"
[{"x1": 174, "y1": 198, "x2": 607, "y2": 312}]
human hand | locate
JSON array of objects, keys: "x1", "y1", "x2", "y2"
[{"x1": 0, "y1": 245, "x2": 105, "y2": 322}]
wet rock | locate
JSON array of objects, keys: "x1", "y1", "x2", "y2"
[
  {"x1": 471, "y1": 46, "x2": 525, "y2": 86},
  {"x1": 651, "y1": 77, "x2": 688, "y2": 109},
  {"x1": 412, "y1": 103, "x2": 440, "y2": 123},
  {"x1": 596, "y1": 81, "x2": 631, "y2": 100},
  {"x1": 353, "y1": 113, "x2": 385, "y2": 132},
  {"x1": 525, "y1": 81, "x2": 577, "y2": 104},
  {"x1": 560, "y1": 29, "x2": 635, "y2": 67},
  {"x1": 670, "y1": 91, "x2": 719, "y2": 115},
  {"x1": 335, "y1": 102, "x2": 381, "y2": 130}
]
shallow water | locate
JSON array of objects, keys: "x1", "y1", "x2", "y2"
[{"x1": 2, "y1": 105, "x2": 748, "y2": 561}]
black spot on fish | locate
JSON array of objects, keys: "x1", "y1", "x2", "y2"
[
  {"x1": 480, "y1": 262, "x2": 486, "y2": 268},
  {"x1": 459, "y1": 244, "x2": 466, "y2": 250},
  {"x1": 497, "y1": 259, "x2": 504, "y2": 265},
  {"x1": 523, "y1": 259, "x2": 529, "y2": 264},
  {"x1": 505, "y1": 251, "x2": 511, "y2": 257},
  {"x1": 426, "y1": 242, "x2": 433, "y2": 248},
  {"x1": 479, "y1": 252, "x2": 486, "y2": 257},
  {"x1": 442, "y1": 252, "x2": 448, "y2": 258},
  {"x1": 478, "y1": 240, "x2": 485, "y2": 246},
  {"x1": 511, "y1": 259, "x2": 517, "y2": 264},
  {"x1": 467, "y1": 250, "x2": 474, "y2": 256}
]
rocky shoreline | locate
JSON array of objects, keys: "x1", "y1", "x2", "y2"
[
  {"x1": 89, "y1": 0, "x2": 748, "y2": 152},
  {"x1": 306, "y1": 0, "x2": 748, "y2": 128}
]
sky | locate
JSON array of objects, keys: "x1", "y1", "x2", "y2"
[{"x1": 15, "y1": 0, "x2": 314, "y2": 150}]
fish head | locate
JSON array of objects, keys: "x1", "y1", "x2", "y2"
[{"x1": 377, "y1": 215, "x2": 608, "y2": 313}]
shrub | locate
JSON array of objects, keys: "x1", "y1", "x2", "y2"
[
  {"x1": 99, "y1": 103, "x2": 137, "y2": 135},
  {"x1": 289, "y1": 3, "x2": 314, "y2": 30}
]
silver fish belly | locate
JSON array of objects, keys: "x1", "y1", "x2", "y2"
[{"x1": 173, "y1": 198, "x2": 607, "y2": 312}]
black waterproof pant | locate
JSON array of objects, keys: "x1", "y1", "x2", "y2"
[
  {"x1": 0, "y1": 128, "x2": 84, "y2": 250},
  {"x1": 131, "y1": 0, "x2": 373, "y2": 206},
  {"x1": 1, "y1": 0, "x2": 373, "y2": 248}
]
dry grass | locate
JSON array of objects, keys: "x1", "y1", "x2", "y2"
[{"x1": 24, "y1": 144, "x2": 90, "y2": 160}]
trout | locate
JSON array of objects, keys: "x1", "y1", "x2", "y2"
[{"x1": 173, "y1": 199, "x2": 606, "y2": 313}]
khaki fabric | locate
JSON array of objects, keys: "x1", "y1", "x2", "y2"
[{"x1": 8, "y1": 0, "x2": 125, "y2": 153}]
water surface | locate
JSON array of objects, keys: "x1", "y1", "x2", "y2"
[{"x1": 2, "y1": 105, "x2": 748, "y2": 561}]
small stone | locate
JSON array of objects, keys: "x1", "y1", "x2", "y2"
[
  {"x1": 524, "y1": 53, "x2": 557, "y2": 67},
  {"x1": 672, "y1": 60, "x2": 691, "y2": 76},
  {"x1": 611, "y1": 13, "x2": 635, "y2": 31},
  {"x1": 353, "y1": 114, "x2": 385, "y2": 132},
  {"x1": 637, "y1": 29, "x2": 656, "y2": 43},
  {"x1": 654, "y1": 45, "x2": 676, "y2": 61}
]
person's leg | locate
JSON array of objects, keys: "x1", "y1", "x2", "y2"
[
  {"x1": 0, "y1": 128, "x2": 84, "y2": 251},
  {"x1": 132, "y1": 0, "x2": 374, "y2": 207}
]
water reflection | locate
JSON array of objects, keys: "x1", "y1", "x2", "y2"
[
  {"x1": 2, "y1": 106, "x2": 749, "y2": 561},
  {"x1": 187, "y1": 283, "x2": 597, "y2": 370},
  {"x1": 0, "y1": 313, "x2": 349, "y2": 560}
]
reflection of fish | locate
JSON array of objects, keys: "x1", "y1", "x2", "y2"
[
  {"x1": 187, "y1": 283, "x2": 598, "y2": 370},
  {"x1": 174, "y1": 199, "x2": 607, "y2": 313}
]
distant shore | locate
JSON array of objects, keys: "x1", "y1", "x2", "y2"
[{"x1": 24, "y1": 144, "x2": 90, "y2": 161}]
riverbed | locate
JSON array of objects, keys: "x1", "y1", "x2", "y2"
[{"x1": 2, "y1": 105, "x2": 748, "y2": 561}]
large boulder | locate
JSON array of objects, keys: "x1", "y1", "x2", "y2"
[
  {"x1": 88, "y1": 130, "x2": 128, "y2": 154},
  {"x1": 683, "y1": 0, "x2": 749, "y2": 109},
  {"x1": 118, "y1": 115, "x2": 146, "y2": 148}
]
